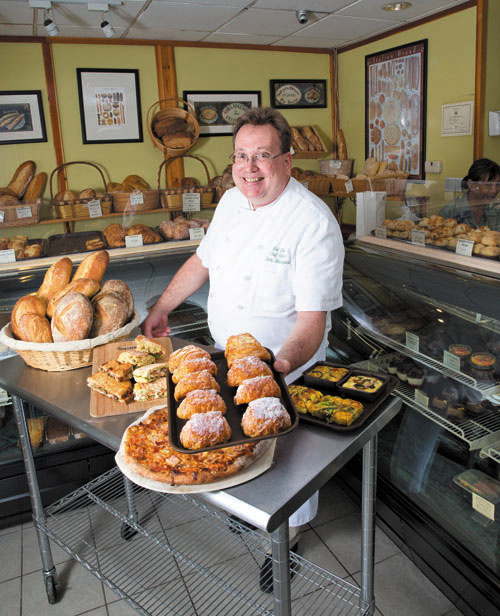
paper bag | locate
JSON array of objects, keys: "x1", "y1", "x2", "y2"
[{"x1": 356, "y1": 191, "x2": 386, "y2": 238}]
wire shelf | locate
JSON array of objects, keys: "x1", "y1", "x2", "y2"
[
  {"x1": 168, "y1": 303, "x2": 208, "y2": 336},
  {"x1": 358, "y1": 325, "x2": 500, "y2": 399},
  {"x1": 39, "y1": 467, "x2": 368, "y2": 616},
  {"x1": 355, "y1": 354, "x2": 500, "y2": 451},
  {"x1": 479, "y1": 444, "x2": 500, "y2": 464}
]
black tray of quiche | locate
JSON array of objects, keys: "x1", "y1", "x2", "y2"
[
  {"x1": 291, "y1": 364, "x2": 398, "y2": 432},
  {"x1": 167, "y1": 349, "x2": 299, "y2": 454}
]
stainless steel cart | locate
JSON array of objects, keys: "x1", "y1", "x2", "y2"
[{"x1": 1, "y1": 343, "x2": 401, "y2": 616}]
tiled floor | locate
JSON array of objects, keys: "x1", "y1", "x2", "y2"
[{"x1": 0, "y1": 477, "x2": 463, "y2": 616}]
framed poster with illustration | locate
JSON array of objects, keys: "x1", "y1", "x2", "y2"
[
  {"x1": 183, "y1": 91, "x2": 261, "y2": 136},
  {"x1": 270, "y1": 80, "x2": 327, "y2": 109},
  {"x1": 365, "y1": 40, "x2": 427, "y2": 179},
  {"x1": 0, "y1": 90, "x2": 47, "y2": 145},
  {"x1": 77, "y1": 68, "x2": 143, "y2": 144}
]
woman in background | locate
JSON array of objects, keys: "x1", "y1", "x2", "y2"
[{"x1": 439, "y1": 158, "x2": 500, "y2": 228}]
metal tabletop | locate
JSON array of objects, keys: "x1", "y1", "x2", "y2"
[{"x1": 0, "y1": 345, "x2": 401, "y2": 533}]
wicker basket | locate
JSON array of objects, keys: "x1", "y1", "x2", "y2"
[
  {"x1": 50, "y1": 161, "x2": 113, "y2": 220},
  {"x1": 158, "y1": 155, "x2": 214, "y2": 211},
  {"x1": 303, "y1": 175, "x2": 332, "y2": 196},
  {"x1": 147, "y1": 98, "x2": 199, "y2": 156},
  {"x1": 112, "y1": 189, "x2": 159, "y2": 213},
  {"x1": 0, "y1": 199, "x2": 41, "y2": 227},
  {"x1": 0, "y1": 311, "x2": 140, "y2": 372}
]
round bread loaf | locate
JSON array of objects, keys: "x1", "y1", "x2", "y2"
[
  {"x1": 11, "y1": 295, "x2": 47, "y2": 339},
  {"x1": 72, "y1": 250, "x2": 109, "y2": 283},
  {"x1": 51, "y1": 292, "x2": 93, "y2": 342},
  {"x1": 90, "y1": 291, "x2": 128, "y2": 337},
  {"x1": 78, "y1": 188, "x2": 96, "y2": 200},
  {"x1": 16, "y1": 313, "x2": 53, "y2": 343},
  {"x1": 55, "y1": 190, "x2": 75, "y2": 202},
  {"x1": 100, "y1": 279, "x2": 135, "y2": 319},
  {"x1": 47, "y1": 277, "x2": 100, "y2": 318},
  {"x1": 37, "y1": 257, "x2": 73, "y2": 303}
]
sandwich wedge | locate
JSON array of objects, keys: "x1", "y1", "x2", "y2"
[
  {"x1": 134, "y1": 377, "x2": 167, "y2": 401},
  {"x1": 133, "y1": 362, "x2": 169, "y2": 383},
  {"x1": 87, "y1": 372, "x2": 133, "y2": 403},
  {"x1": 135, "y1": 335, "x2": 165, "y2": 358}
]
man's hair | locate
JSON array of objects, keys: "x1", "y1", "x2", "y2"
[
  {"x1": 462, "y1": 158, "x2": 500, "y2": 190},
  {"x1": 233, "y1": 107, "x2": 291, "y2": 154}
]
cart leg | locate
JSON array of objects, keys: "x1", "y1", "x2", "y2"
[
  {"x1": 271, "y1": 521, "x2": 291, "y2": 616},
  {"x1": 360, "y1": 435, "x2": 378, "y2": 615},
  {"x1": 120, "y1": 474, "x2": 139, "y2": 540},
  {"x1": 12, "y1": 395, "x2": 58, "y2": 604}
]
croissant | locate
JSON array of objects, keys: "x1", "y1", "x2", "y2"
[
  {"x1": 168, "y1": 345, "x2": 211, "y2": 372},
  {"x1": 225, "y1": 332, "x2": 259, "y2": 355},
  {"x1": 180, "y1": 411, "x2": 231, "y2": 450},
  {"x1": 177, "y1": 389, "x2": 226, "y2": 420},
  {"x1": 226, "y1": 343, "x2": 271, "y2": 368},
  {"x1": 234, "y1": 375, "x2": 281, "y2": 405},
  {"x1": 172, "y1": 356, "x2": 217, "y2": 384},
  {"x1": 174, "y1": 369, "x2": 220, "y2": 401},
  {"x1": 227, "y1": 356, "x2": 272, "y2": 387},
  {"x1": 241, "y1": 397, "x2": 291, "y2": 437}
]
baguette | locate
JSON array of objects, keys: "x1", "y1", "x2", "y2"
[
  {"x1": 37, "y1": 257, "x2": 73, "y2": 303},
  {"x1": 47, "y1": 277, "x2": 100, "y2": 318},
  {"x1": 8, "y1": 161, "x2": 35, "y2": 199},
  {"x1": 291, "y1": 127, "x2": 311, "y2": 152},
  {"x1": 23, "y1": 172, "x2": 47, "y2": 202},
  {"x1": 51, "y1": 292, "x2": 93, "y2": 342},
  {"x1": 0, "y1": 187, "x2": 18, "y2": 198},
  {"x1": 72, "y1": 250, "x2": 109, "y2": 283},
  {"x1": 11, "y1": 294, "x2": 47, "y2": 339},
  {"x1": 15, "y1": 313, "x2": 53, "y2": 343},
  {"x1": 301, "y1": 126, "x2": 323, "y2": 151}
]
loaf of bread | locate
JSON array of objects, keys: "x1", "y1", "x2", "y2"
[
  {"x1": 51, "y1": 292, "x2": 93, "y2": 342},
  {"x1": 126, "y1": 224, "x2": 161, "y2": 244},
  {"x1": 121, "y1": 174, "x2": 150, "y2": 192},
  {"x1": 291, "y1": 127, "x2": 311, "y2": 152},
  {"x1": 107, "y1": 181, "x2": 123, "y2": 193},
  {"x1": 72, "y1": 250, "x2": 109, "y2": 283},
  {"x1": 55, "y1": 190, "x2": 75, "y2": 202},
  {"x1": 24, "y1": 244, "x2": 42, "y2": 258},
  {"x1": 8, "y1": 161, "x2": 35, "y2": 198},
  {"x1": 37, "y1": 258, "x2": 73, "y2": 303},
  {"x1": 47, "y1": 277, "x2": 100, "y2": 318},
  {"x1": 0, "y1": 187, "x2": 18, "y2": 198},
  {"x1": 11, "y1": 295, "x2": 47, "y2": 339},
  {"x1": 101, "y1": 279, "x2": 134, "y2": 319},
  {"x1": 301, "y1": 126, "x2": 323, "y2": 151},
  {"x1": 78, "y1": 188, "x2": 96, "y2": 200},
  {"x1": 103, "y1": 223, "x2": 126, "y2": 248},
  {"x1": 15, "y1": 313, "x2": 53, "y2": 343},
  {"x1": 89, "y1": 291, "x2": 128, "y2": 337},
  {"x1": 23, "y1": 172, "x2": 47, "y2": 202}
]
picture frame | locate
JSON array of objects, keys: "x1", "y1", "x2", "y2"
[
  {"x1": 365, "y1": 40, "x2": 427, "y2": 180},
  {"x1": 0, "y1": 90, "x2": 47, "y2": 145},
  {"x1": 76, "y1": 68, "x2": 143, "y2": 144},
  {"x1": 182, "y1": 90, "x2": 261, "y2": 136},
  {"x1": 270, "y1": 80, "x2": 327, "y2": 109}
]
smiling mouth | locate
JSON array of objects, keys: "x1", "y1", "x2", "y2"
[{"x1": 243, "y1": 177, "x2": 263, "y2": 183}]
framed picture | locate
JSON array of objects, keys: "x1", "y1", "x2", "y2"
[
  {"x1": 365, "y1": 40, "x2": 427, "y2": 179},
  {"x1": 270, "y1": 80, "x2": 327, "y2": 109},
  {"x1": 0, "y1": 90, "x2": 47, "y2": 145},
  {"x1": 183, "y1": 90, "x2": 261, "y2": 136},
  {"x1": 76, "y1": 68, "x2": 143, "y2": 144}
]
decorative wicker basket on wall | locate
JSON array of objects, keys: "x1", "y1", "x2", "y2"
[
  {"x1": 147, "y1": 98, "x2": 199, "y2": 156},
  {"x1": 50, "y1": 161, "x2": 113, "y2": 220},
  {"x1": 158, "y1": 155, "x2": 215, "y2": 211}
]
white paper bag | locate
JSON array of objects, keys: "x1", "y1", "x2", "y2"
[{"x1": 355, "y1": 191, "x2": 386, "y2": 238}]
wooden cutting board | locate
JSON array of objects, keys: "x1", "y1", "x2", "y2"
[{"x1": 89, "y1": 336, "x2": 173, "y2": 418}]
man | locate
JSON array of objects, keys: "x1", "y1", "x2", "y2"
[{"x1": 143, "y1": 106, "x2": 344, "y2": 588}]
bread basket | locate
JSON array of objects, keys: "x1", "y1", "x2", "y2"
[
  {"x1": 50, "y1": 161, "x2": 113, "y2": 220},
  {"x1": 158, "y1": 155, "x2": 214, "y2": 211},
  {"x1": 112, "y1": 190, "x2": 159, "y2": 213},
  {"x1": 147, "y1": 98, "x2": 199, "y2": 156},
  {"x1": 0, "y1": 311, "x2": 140, "y2": 371},
  {"x1": 0, "y1": 199, "x2": 41, "y2": 227}
]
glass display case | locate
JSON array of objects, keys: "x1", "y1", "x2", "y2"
[{"x1": 331, "y1": 238, "x2": 500, "y2": 616}]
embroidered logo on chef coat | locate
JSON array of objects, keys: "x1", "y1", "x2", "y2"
[{"x1": 265, "y1": 245, "x2": 291, "y2": 264}]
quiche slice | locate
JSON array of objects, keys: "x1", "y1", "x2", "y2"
[{"x1": 288, "y1": 385, "x2": 323, "y2": 414}]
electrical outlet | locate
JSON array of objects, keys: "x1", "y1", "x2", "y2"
[{"x1": 425, "y1": 160, "x2": 443, "y2": 173}]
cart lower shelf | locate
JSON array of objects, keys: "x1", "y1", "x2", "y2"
[{"x1": 37, "y1": 466, "x2": 368, "y2": 616}]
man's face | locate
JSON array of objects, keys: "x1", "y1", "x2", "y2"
[{"x1": 232, "y1": 124, "x2": 292, "y2": 208}]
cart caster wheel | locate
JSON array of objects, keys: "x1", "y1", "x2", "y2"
[
  {"x1": 120, "y1": 522, "x2": 138, "y2": 541},
  {"x1": 45, "y1": 575, "x2": 57, "y2": 604}
]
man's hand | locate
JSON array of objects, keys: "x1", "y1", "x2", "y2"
[
  {"x1": 142, "y1": 308, "x2": 171, "y2": 338},
  {"x1": 273, "y1": 358, "x2": 291, "y2": 376}
]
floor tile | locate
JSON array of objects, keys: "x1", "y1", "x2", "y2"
[
  {"x1": 441, "y1": 609, "x2": 465, "y2": 616},
  {"x1": 21, "y1": 561, "x2": 106, "y2": 616},
  {"x1": 314, "y1": 511, "x2": 401, "y2": 575},
  {"x1": 312, "y1": 479, "x2": 359, "y2": 528},
  {"x1": 298, "y1": 527, "x2": 350, "y2": 579},
  {"x1": 0, "y1": 519, "x2": 23, "y2": 536},
  {"x1": 0, "y1": 577, "x2": 21, "y2": 614},
  {"x1": 353, "y1": 552, "x2": 454, "y2": 616},
  {"x1": 0, "y1": 527, "x2": 22, "y2": 582},
  {"x1": 107, "y1": 598, "x2": 143, "y2": 616},
  {"x1": 76, "y1": 608, "x2": 108, "y2": 616},
  {"x1": 22, "y1": 526, "x2": 73, "y2": 575}
]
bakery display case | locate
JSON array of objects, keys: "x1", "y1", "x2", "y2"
[{"x1": 331, "y1": 238, "x2": 500, "y2": 616}]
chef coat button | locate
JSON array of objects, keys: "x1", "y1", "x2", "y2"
[{"x1": 237, "y1": 305, "x2": 244, "y2": 310}]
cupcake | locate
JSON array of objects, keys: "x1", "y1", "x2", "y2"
[
  {"x1": 407, "y1": 366, "x2": 424, "y2": 387},
  {"x1": 396, "y1": 360, "x2": 414, "y2": 382}
]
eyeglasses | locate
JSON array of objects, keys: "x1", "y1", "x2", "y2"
[{"x1": 229, "y1": 152, "x2": 285, "y2": 165}]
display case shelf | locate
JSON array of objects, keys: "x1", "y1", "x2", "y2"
[
  {"x1": 479, "y1": 444, "x2": 500, "y2": 464},
  {"x1": 356, "y1": 354, "x2": 500, "y2": 451},
  {"x1": 39, "y1": 467, "x2": 368, "y2": 616}
]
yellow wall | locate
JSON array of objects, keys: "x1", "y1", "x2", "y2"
[
  {"x1": 483, "y1": 0, "x2": 500, "y2": 162},
  {"x1": 338, "y1": 7, "x2": 477, "y2": 223}
]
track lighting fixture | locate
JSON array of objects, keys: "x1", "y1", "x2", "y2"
[
  {"x1": 43, "y1": 8, "x2": 59, "y2": 36},
  {"x1": 100, "y1": 11, "x2": 115, "y2": 38}
]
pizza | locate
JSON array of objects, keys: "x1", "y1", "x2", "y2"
[{"x1": 122, "y1": 407, "x2": 259, "y2": 485}]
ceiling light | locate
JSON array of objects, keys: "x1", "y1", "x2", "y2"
[
  {"x1": 100, "y1": 11, "x2": 115, "y2": 37},
  {"x1": 43, "y1": 8, "x2": 59, "y2": 36},
  {"x1": 382, "y1": 2, "x2": 412, "y2": 11}
]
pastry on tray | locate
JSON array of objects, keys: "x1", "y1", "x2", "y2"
[
  {"x1": 180, "y1": 411, "x2": 231, "y2": 449},
  {"x1": 177, "y1": 389, "x2": 226, "y2": 420},
  {"x1": 226, "y1": 356, "x2": 272, "y2": 387},
  {"x1": 233, "y1": 375, "x2": 281, "y2": 405},
  {"x1": 168, "y1": 345, "x2": 211, "y2": 372},
  {"x1": 172, "y1": 356, "x2": 217, "y2": 384},
  {"x1": 241, "y1": 397, "x2": 291, "y2": 437},
  {"x1": 174, "y1": 369, "x2": 220, "y2": 401}
]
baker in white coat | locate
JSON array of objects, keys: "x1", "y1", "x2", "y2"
[{"x1": 143, "y1": 106, "x2": 344, "y2": 577}]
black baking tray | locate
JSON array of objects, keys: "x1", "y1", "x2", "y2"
[
  {"x1": 292, "y1": 371, "x2": 398, "y2": 432},
  {"x1": 48, "y1": 231, "x2": 105, "y2": 256},
  {"x1": 167, "y1": 349, "x2": 298, "y2": 453},
  {"x1": 337, "y1": 369, "x2": 391, "y2": 401},
  {"x1": 303, "y1": 361, "x2": 352, "y2": 392}
]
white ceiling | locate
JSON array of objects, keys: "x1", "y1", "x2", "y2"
[{"x1": 0, "y1": 0, "x2": 471, "y2": 49}]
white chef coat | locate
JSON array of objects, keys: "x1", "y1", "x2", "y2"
[{"x1": 196, "y1": 178, "x2": 344, "y2": 527}]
